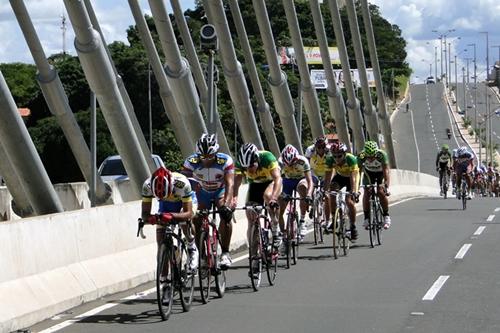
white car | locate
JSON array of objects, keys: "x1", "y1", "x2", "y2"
[
  {"x1": 426, "y1": 76, "x2": 436, "y2": 84},
  {"x1": 98, "y1": 154, "x2": 165, "y2": 181}
]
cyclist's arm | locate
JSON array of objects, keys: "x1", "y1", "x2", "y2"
[
  {"x1": 323, "y1": 169, "x2": 333, "y2": 191},
  {"x1": 232, "y1": 173, "x2": 244, "y2": 206},
  {"x1": 350, "y1": 169, "x2": 360, "y2": 193},
  {"x1": 383, "y1": 163, "x2": 390, "y2": 188},
  {"x1": 223, "y1": 171, "x2": 234, "y2": 206},
  {"x1": 141, "y1": 200, "x2": 153, "y2": 220},
  {"x1": 167, "y1": 201, "x2": 193, "y2": 221},
  {"x1": 304, "y1": 170, "x2": 313, "y2": 197},
  {"x1": 269, "y1": 167, "x2": 282, "y2": 201},
  {"x1": 435, "y1": 153, "x2": 440, "y2": 168}
]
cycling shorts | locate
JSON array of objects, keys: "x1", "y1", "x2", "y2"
[
  {"x1": 247, "y1": 181, "x2": 273, "y2": 205},
  {"x1": 331, "y1": 174, "x2": 352, "y2": 192},
  {"x1": 282, "y1": 177, "x2": 304, "y2": 196},
  {"x1": 196, "y1": 187, "x2": 225, "y2": 208},
  {"x1": 363, "y1": 171, "x2": 384, "y2": 186}
]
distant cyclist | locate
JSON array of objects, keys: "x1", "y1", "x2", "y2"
[
  {"x1": 323, "y1": 142, "x2": 360, "y2": 241},
  {"x1": 305, "y1": 136, "x2": 334, "y2": 228},
  {"x1": 451, "y1": 148, "x2": 459, "y2": 194},
  {"x1": 182, "y1": 134, "x2": 235, "y2": 268},
  {"x1": 454, "y1": 146, "x2": 474, "y2": 200},
  {"x1": 357, "y1": 141, "x2": 392, "y2": 230},
  {"x1": 141, "y1": 166, "x2": 199, "y2": 271},
  {"x1": 278, "y1": 144, "x2": 313, "y2": 239},
  {"x1": 436, "y1": 144, "x2": 452, "y2": 196}
]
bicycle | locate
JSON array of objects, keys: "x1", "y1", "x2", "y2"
[
  {"x1": 281, "y1": 193, "x2": 301, "y2": 268},
  {"x1": 196, "y1": 203, "x2": 226, "y2": 304},
  {"x1": 309, "y1": 183, "x2": 324, "y2": 245},
  {"x1": 235, "y1": 204, "x2": 278, "y2": 291},
  {"x1": 328, "y1": 189, "x2": 352, "y2": 259},
  {"x1": 137, "y1": 217, "x2": 195, "y2": 321},
  {"x1": 457, "y1": 176, "x2": 469, "y2": 210},
  {"x1": 362, "y1": 183, "x2": 384, "y2": 248},
  {"x1": 439, "y1": 168, "x2": 449, "y2": 199}
]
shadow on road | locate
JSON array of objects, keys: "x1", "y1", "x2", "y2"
[{"x1": 427, "y1": 208, "x2": 463, "y2": 211}]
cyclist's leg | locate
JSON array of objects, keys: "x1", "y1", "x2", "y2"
[
  {"x1": 296, "y1": 178, "x2": 308, "y2": 221},
  {"x1": 263, "y1": 181, "x2": 282, "y2": 233},
  {"x1": 279, "y1": 178, "x2": 296, "y2": 232},
  {"x1": 328, "y1": 176, "x2": 342, "y2": 230},
  {"x1": 214, "y1": 189, "x2": 232, "y2": 255},
  {"x1": 246, "y1": 183, "x2": 266, "y2": 256},
  {"x1": 439, "y1": 168, "x2": 444, "y2": 189},
  {"x1": 362, "y1": 172, "x2": 372, "y2": 226},
  {"x1": 321, "y1": 179, "x2": 331, "y2": 226}
]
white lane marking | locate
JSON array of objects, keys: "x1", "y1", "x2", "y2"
[
  {"x1": 410, "y1": 109, "x2": 421, "y2": 173},
  {"x1": 454, "y1": 244, "x2": 472, "y2": 259},
  {"x1": 494, "y1": 207, "x2": 500, "y2": 212},
  {"x1": 487, "y1": 215, "x2": 495, "y2": 222},
  {"x1": 411, "y1": 312, "x2": 425, "y2": 316},
  {"x1": 473, "y1": 226, "x2": 486, "y2": 236},
  {"x1": 422, "y1": 275, "x2": 450, "y2": 301}
]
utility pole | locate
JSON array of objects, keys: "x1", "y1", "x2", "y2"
[
  {"x1": 434, "y1": 46, "x2": 438, "y2": 79},
  {"x1": 462, "y1": 67, "x2": 467, "y2": 119},
  {"x1": 468, "y1": 43, "x2": 477, "y2": 142},
  {"x1": 60, "y1": 12, "x2": 67, "y2": 55}
]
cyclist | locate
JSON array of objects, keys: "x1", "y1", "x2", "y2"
[
  {"x1": 323, "y1": 142, "x2": 360, "y2": 241},
  {"x1": 141, "y1": 166, "x2": 199, "y2": 271},
  {"x1": 357, "y1": 141, "x2": 392, "y2": 230},
  {"x1": 454, "y1": 146, "x2": 474, "y2": 200},
  {"x1": 277, "y1": 144, "x2": 313, "y2": 239},
  {"x1": 486, "y1": 164, "x2": 497, "y2": 196},
  {"x1": 305, "y1": 136, "x2": 334, "y2": 229},
  {"x1": 451, "y1": 148, "x2": 459, "y2": 194},
  {"x1": 232, "y1": 143, "x2": 282, "y2": 274},
  {"x1": 182, "y1": 134, "x2": 235, "y2": 268},
  {"x1": 435, "y1": 144, "x2": 452, "y2": 196}
]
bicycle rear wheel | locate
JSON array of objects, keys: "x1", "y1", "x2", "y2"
[
  {"x1": 156, "y1": 243, "x2": 174, "y2": 321},
  {"x1": 178, "y1": 243, "x2": 195, "y2": 312},
  {"x1": 313, "y1": 195, "x2": 324, "y2": 244},
  {"x1": 265, "y1": 235, "x2": 278, "y2": 285},
  {"x1": 368, "y1": 201, "x2": 376, "y2": 248},
  {"x1": 198, "y1": 231, "x2": 212, "y2": 304},
  {"x1": 462, "y1": 183, "x2": 467, "y2": 210},
  {"x1": 285, "y1": 211, "x2": 293, "y2": 269},
  {"x1": 332, "y1": 208, "x2": 339, "y2": 259},
  {"x1": 375, "y1": 204, "x2": 383, "y2": 246},
  {"x1": 249, "y1": 225, "x2": 262, "y2": 291},
  {"x1": 340, "y1": 214, "x2": 350, "y2": 256},
  {"x1": 213, "y1": 233, "x2": 226, "y2": 298},
  {"x1": 292, "y1": 212, "x2": 298, "y2": 265}
]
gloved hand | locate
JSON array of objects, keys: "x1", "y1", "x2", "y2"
[
  {"x1": 384, "y1": 185, "x2": 391, "y2": 196},
  {"x1": 304, "y1": 196, "x2": 313, "y2": 205},
  {"x1": 268, "y1": 200, "x2": 279, "y2": 209},
  {"x1": 351, "y1": 192, "x2": 360, "y2": 203},
  {"x1": 219, "y1": 205, "x2": 233, "y2": 222},
  {"x1": 147, "y1": 214, "x2": 157, "y2": 225},
  {"x1": 160, "y1": 212, "x2": 174, "y2": 224}
]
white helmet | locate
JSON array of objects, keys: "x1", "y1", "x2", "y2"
[
  {"x1": 196, "y1": 133, "x2": 219, "y2": 156},
  {"x1": 457, "y1": 146, "x2": 467, "y2": 156},
  {"x1": 238, "y1": 143, "x2": 259, "y2": 168},
  {"x1": 281, "y1": 144, "x2": 299, "y2": 166}
]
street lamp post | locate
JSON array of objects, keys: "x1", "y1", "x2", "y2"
[
  {"x1": 468, "y1": 43, "x2": 478, "y2": 142},
  {"x1": 434, "y1": 46, "x2": 438, "y2": 79},
  {"x1": 462, "y1": 66, "x2": 467, "y2": 119}
]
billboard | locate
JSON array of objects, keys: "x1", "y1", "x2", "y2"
[
  {"x1": 278, "y1": 47, "x2": 341, "y2": 65},
  {"x1": 310, "y1": 68, "x2": 376, "y2": 89}
]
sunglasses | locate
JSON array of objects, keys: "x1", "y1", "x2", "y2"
[
  {"x1": 333, "y1": 153, "x2": 345, "y2": 158},
  {"x1": 199, "y1": 154, "x2": 216, "y2": 161}
]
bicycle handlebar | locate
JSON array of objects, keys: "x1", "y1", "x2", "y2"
[{"x1": 137, "y1": 218, "x2": 146, "y2": 239}]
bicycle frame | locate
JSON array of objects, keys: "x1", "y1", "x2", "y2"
[{"x1": 362, "y1": 183, "x2": 383, "y2": 247}]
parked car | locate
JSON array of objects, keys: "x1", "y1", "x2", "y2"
[
  {"x1": 98, "y1": 154, "x2": 165, "y2": 181},
  {"x1": 426, "y1": 76, "x2": 436, "y2": 84}
]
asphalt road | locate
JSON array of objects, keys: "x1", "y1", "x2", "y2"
[
  {"x1": 30, "y1": 197, "x2": 500, "y2": 333},
  {"x1": 392, "y1": 83, "x2": 466, "y2": 175}
]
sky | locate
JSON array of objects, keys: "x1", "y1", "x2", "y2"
[{"x1": 0, "y1": 0, "x2": 499, "y2": 84}]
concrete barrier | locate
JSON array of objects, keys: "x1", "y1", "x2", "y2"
[{"x1": 0, "y1": 170, "x2": 437, "y2": 332}]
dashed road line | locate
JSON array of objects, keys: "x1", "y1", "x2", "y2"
[
  {"x1": 422, "y1": 275, "x2": 450, "y2": 301},
  {"x1": 473, "y1": 226, "x2": 486, "y2": 236},
  {"x1": 486, "y1": 214, "x2": 495, "y2": 222},
  {"x1": 454, "y1": 244, "x2": 472, "y2": 259}
]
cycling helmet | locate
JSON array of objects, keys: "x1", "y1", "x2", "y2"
[
  {"x1": 330, "y1": 141, "x2": 348, "y2": 154},
  {"x1": 457, "y1": 146, "x2": 467, "y2": 156},
  {"x1": 151, "y1": 167, "x2": 173, "y2": 200},
  {"x1": 441, "y1": 144, "x2": 449, "y2": 151},
  {"x1": 281, "y1": 144, "x2": 299, "y2": 166},
  {"x1": 196, "y1": 133, "x2": 219, "y2": 156},
  {"x1": 364, "y1": 141, "x2": 379, "y2": 156},
  {"x1": 314, "y1": 136, "x2": 327, "y2": 149},
  {"x1": 238, "y1": 143, "x2": 259, "y2": 168}
]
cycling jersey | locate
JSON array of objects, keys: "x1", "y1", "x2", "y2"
[
  {"x1": 332, "y1": 153, "x2": 359, "y2": 177},
  {"x1": 455, "y1": 151, "x2": 473, "y2": 174},
  {"x1": 278, "y1": 155, "x2": 311, "y2": 179},
  {"x1": 357, "y1": 150, "x2": 389, "y2": 173},
  {"x1": 182, "y1": 152, "x2": 234, "y2": 191},
  {"x1": 142, "y1": 172, "x2": 196, "y2": 212},
  {"x1": 436, "y1": 151, "x2": 452, "y2": 166},
  {"x1": 235, "y1": 150, "x2": 280, "y2": 183},
  {"x1": 305, "y1": 145, "x2": 333, "y2": 178}
]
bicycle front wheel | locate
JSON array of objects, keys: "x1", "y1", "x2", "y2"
[
  {"x1": 332, "y1": 208, "x2": 339, "y2": 259},
  {"x1": 340, "y1": 213, "x2": 350, "y2": 256},
  {"x1": 249, "y1": 225, "x2": 262, "y2": 291},
  {"x1": 265, "y1": 234, "x2": 278, "y2": 285},
  {"x1": 369, "y1": 201, "x2": 376, "y2": 248},
  {"x1": 156, "y1": 243, "x2": 174, "y2": 321},
  {"x1": 178, "y1": 243, "x2": 195, "y2": 312},
  {"x1": 214, "y1": 232, "x2": 226, "y2": 298},
  {"x1": 375, "y1": 204, "x2": 383, "y2": 246},
  {"x1": 198, "y1": 231, "x2": 212, "y2": 304}
]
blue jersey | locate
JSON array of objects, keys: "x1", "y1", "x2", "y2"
[{"x1": 182, "y1": 152, "x2": 234, "y2": 191}]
